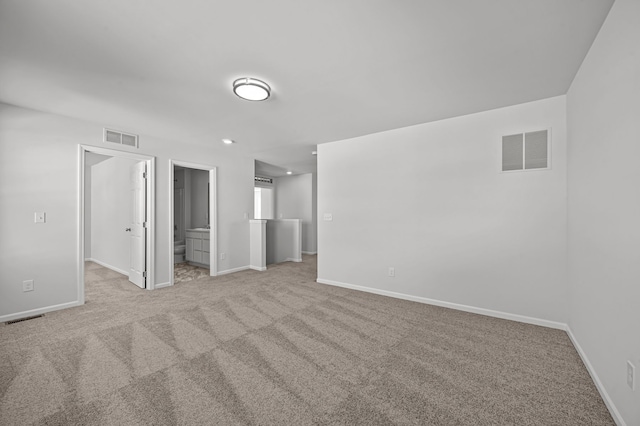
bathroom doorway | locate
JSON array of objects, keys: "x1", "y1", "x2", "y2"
[
  {"x1": 169, "y1": 160, "x2": 217, "y2": 286},
  {"x1": 78, "y1": 145, "x2": 156, "y2": 304}
]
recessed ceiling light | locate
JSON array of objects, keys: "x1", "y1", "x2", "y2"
[
  {"x1": 222, "y1": 138, "x2": 235, "y2": 144},
  {"x1": 233, "y1": 77, "x2": 271, "y2": 101},
  {"x1": 286, "y1": 171, "x2": 292, "y2": 175}
]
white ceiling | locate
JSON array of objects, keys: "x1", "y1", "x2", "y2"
[{"x1": 0, "y1": 0, "x2": 613, "y2": 175}]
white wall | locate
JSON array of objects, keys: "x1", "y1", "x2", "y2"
[
  {"x1": 0, "y1": 102, "x2": 254, "y2": 319},
  {"x1": 190, "y1": 168, "x2": 209, "y2": 228},
  {"x1": 183, "y1": 169, "x2": 192, "y2": 231},
  {"x1": 254, "y1": 187, "x2": 275, "y2": 220},
  {"x1": 173, "y1": 168, "x2": 185, "y2": 241},
  {"x1": 274, "y1": 173, "x2": 317, "y2": 254},
  {"x1": 84, "y1": 161, "x2": 92, "y2": 260},
  {"x1": 83, "y1": 152, "x2": 111, "y2": 259},
  {"x1": 90, "y1": 156, "x2": 139, "y2": 274},
  {"x1": 567, "y1": 0, "x2": 640, "y2": 423},
  {"x1": 311, "y1": 172, "x2": 317, "y2": 254},
  {"x1": 266, "y1": 219, "x2": 302, "y2": 265},
  {"x1": 318, "y1": 96, "x2": 568, "y2": 323}
]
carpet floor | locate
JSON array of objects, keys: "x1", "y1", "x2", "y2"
[{"x1": 0, "y1": 256, "x2": 613, "y2": 425}]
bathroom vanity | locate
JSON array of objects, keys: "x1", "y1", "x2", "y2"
[{"x1": 185, "y1": 228, "x2": 210, "y2": 267}]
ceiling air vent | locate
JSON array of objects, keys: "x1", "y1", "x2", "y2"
[
  {"x1": 255, "y1": 176, "x2": 273, "y2": 184},
  {"x1": 502, "y1": 129, "x2": 549, "y2": 172},
  {"x1": 104, "y1": 128, "x2": 139, "y2": 148}
]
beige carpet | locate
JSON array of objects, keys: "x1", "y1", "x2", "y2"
[{"x1": 0, "y1": 256, "x2": 613, "y2": 425}]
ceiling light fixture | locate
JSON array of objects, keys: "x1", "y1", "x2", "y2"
[
  {"x1": 222, "y1": 138, "x2": 235, "y2": 144},
  {"x1": 233, "y1": 77, "x2": 271, "y2": 101},
  {"x1": 286, "y1": 171, "x2": 292, "y2": 175}
]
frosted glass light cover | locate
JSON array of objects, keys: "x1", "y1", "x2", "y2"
[{"x1": 233, "y1": 78, "x2": 271, "y2": 101}]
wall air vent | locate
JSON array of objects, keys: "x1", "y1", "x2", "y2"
[
  {"x1": 255, "y1": 176, "x2": 273, "y2": 184},
  {"x1": 103, "y1": 128, "x2": 139, "y2": 148},
  {"x1": 502, "y1": 129, "x2": 549, "y2": 172}
]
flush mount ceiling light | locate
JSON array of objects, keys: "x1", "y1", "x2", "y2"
[
  {"x1": 233, "y1": 77, "x2": 271, "y2": 101},
  {"x1": 286, "y1": 171, "x2": 292, "y2": 175},
  {"x1": 222, "y1": 138, "x2": 235, "y2": 144}
]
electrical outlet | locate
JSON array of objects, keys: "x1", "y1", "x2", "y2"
[
  {"x1": 220, "y1": 253, "x2": 226, "y2": 260},
  {"x1": 628, "y1": 361, "x2": 636, "y2": 390},
  {"x1": 34, "y1": 212, "x2": 46, "y2": 223},
  {"x1": 388, "y1": 267, "x2": 395, "y2": 277},
  {"x1": 23, "y1": 280, "x2": 34, "y2": 292}
]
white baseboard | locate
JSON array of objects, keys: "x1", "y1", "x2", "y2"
[
  {"x1": 286, "y1": 257, "x2": 303, "y2": 263},
  {"x1": 315, "y1": 278, "x2": 567, "y2": 330},
  {"x1": 0, "y1": 300, "x2": 83, "y2": 323},
  {"x1": 250, "y1": 265, "x2": 267, "y2": 272},
  {"x1": 218, "y1": 265, "x2": 250, "y2": 276},
  {"x1": 154, "y1": 281, "x2": 171, "y2": 289},
  {"x1": 86, "y1": 258, "x2": 129, "y2": 276},
  {"x1": 302, "y1": 251, "x2": 317, "y2": 255},
  {"x1": 566, "y1": 326, "x2": 626, "y2": 426}
]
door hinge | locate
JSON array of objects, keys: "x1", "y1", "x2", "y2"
[
  {"x1": 142, "y1": 172, "x2": 147, "y2": 179},
  {"x1": 143, "y1": 222, "x2": 148, "y2": 228},
  {"x1": 143, "y1": 271, "x2": 147, "y2": 278}
]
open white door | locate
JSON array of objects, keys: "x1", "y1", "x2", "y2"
[{"x1": 129, "y1": 161, "x2": 147, "y2": 288}]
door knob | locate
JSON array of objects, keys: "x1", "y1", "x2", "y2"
[{"x1": 125, "y1": 228, "x2": 131, "y2": 232}]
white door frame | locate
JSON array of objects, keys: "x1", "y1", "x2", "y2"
[
  {"x1": 78, "y1": 145, "x2": 156, "y2": 304},
  {"x1": 169, "y1": 159, "x2": 218, "y2": 285}
]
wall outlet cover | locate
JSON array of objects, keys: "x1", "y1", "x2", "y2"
[{"x1": 23, "y1": 279, "x2": 34, "y2": 292}]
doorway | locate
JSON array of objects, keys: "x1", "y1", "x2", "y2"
[
  {"x1": 169, "y1": 160, "x2": 217, "y2": 286},
  {"x1": 78, "y1": 145, "x2": 156, "y2": 304}
]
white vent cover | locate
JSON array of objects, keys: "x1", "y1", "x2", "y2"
[
  {"x1": 103, "y1": 128, "x2": 139, "y2": 148},
  {"x1": 255, "y1": 176, "x2": 273, "y2": 184},
  {"x1": 502, "y1": 129, "x2": 549, "y2": 172}
]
